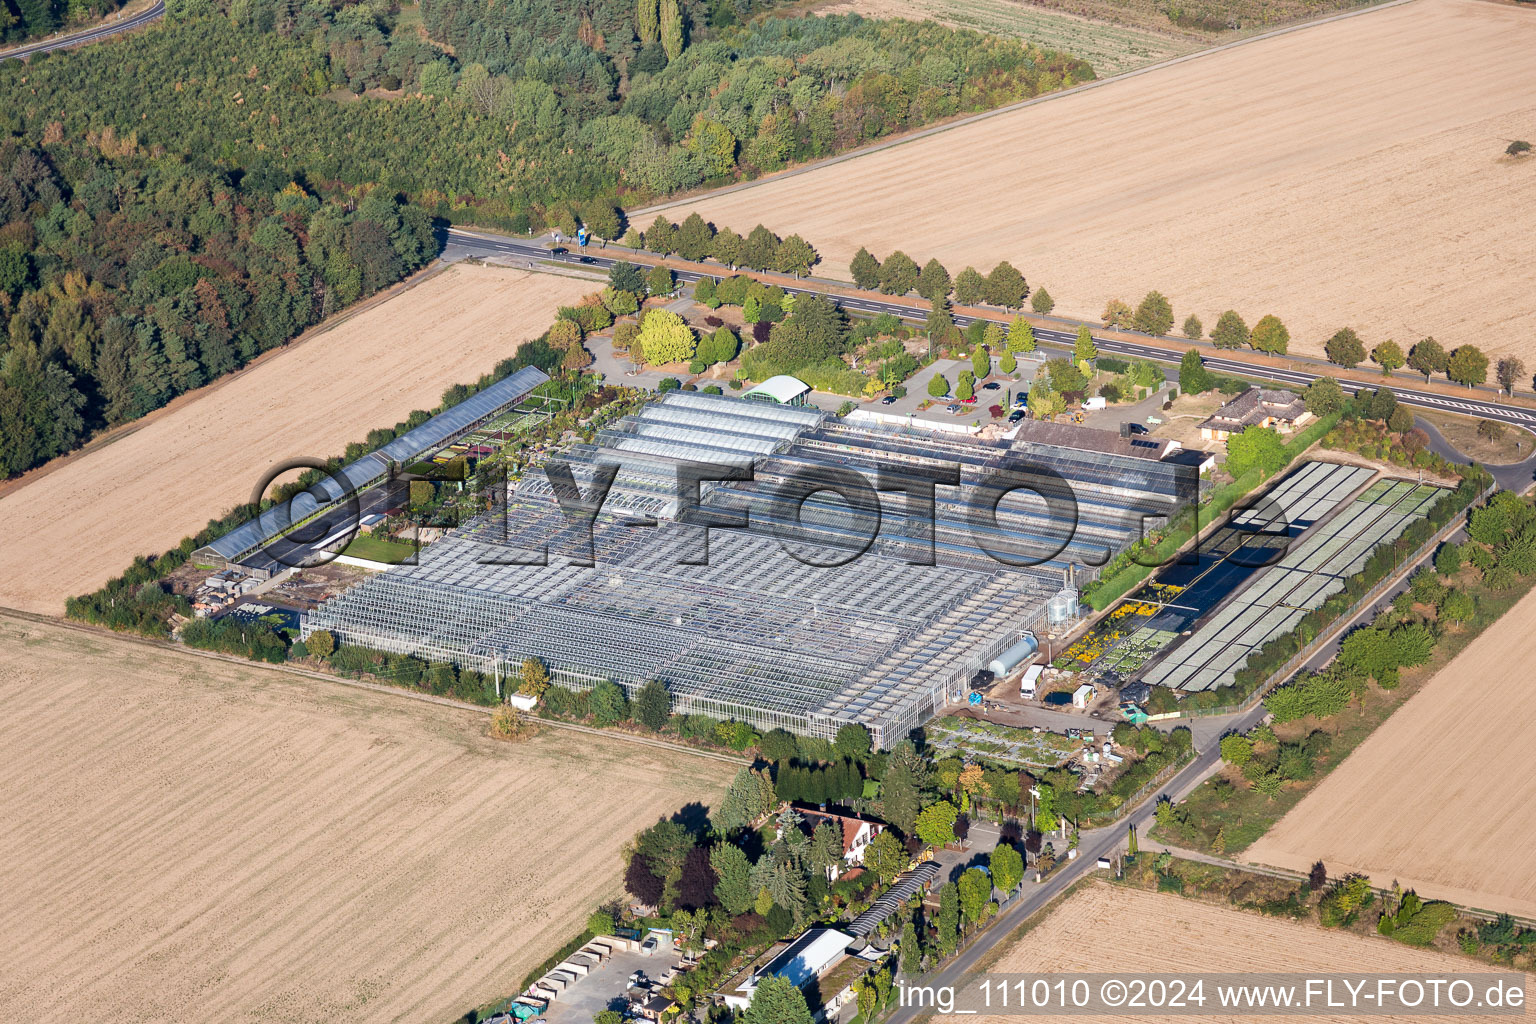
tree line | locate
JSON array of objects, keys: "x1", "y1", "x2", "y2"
[
  {"x1": 0, "y1": 138, "x2": 434, "y2": 477},
  {"x1": 0, "y1": 0, "x2": 128, "y2": 45}
]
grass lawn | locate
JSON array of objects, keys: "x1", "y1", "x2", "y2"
[
  {"x1": 342, "y1": 534, "x2": 419, "y2": 565},
  {"x1": 1418, "y1": 409, "x2": 1531, "y2": 464}
]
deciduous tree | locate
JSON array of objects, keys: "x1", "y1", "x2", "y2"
[
  {"x1": 1007, "y1": 315, "x2": 1035, "y2": 353},
  {"x1": 989, "y1": 843, "x2": 1024, "y2": 893},
  {"x1": 1179, "y1": 348, "x2": 1210, "y2": 395},
  {"x1": 519, "y1": 656, "x2": 550, "y2": 697},
  {"x1": 1447, "y1": 345, "x2": 1488, "y2": 387},
  {"x1": 850, "y1": 247, "x2": 881, "y2": 290},
  {"x1": 915, "y1": 800, "x2": 959, "y2": 847},
  {"x1": 1304, "y1": 375, "x2": 1344, "y2": 416},
  {"x1": 953, "y1": 266, "x2": 986, "y2": 306},
  {"x1": 1133, "y1": 291, "x2": 1174, "y2": 336},
  {"x1": 675, "y1": 212, "x2": 714, "y2": 261},
  {"x1": 1101, "y1": 298, "x2": 1132, "y2": 329},
  {"x1": 917, "y1": 258, "x2": 952, "y2": 303},
  {"x1": 634, "y1": 678, "x2": 672, "y2": 730},
  {"x1": 713, "y1": 228, "x2": 745, "y2": 269},
  {"x1": 639, "y1": 310, "x2": 696, "y2": 365},
  {"x1": 1249, "y1": 314, "x2": 1290, "y2": 355},
  {"x1": 1372, "y1": 339, "x2": 1405, "y2": 376},
  {"x1": 878, "y1": 251, "x2": 919, "y2": 295},
  {"x1": 1496, "y1": 356, "x2": 1526, "y2": 396},
  {"x1": 1324, "y1": 327, "x2": 1365, "y2": 368},
  {"x1": 1408, "y1": 337, "x2": 1448, "y2": 383},
  {"x1": 1225, "y1": 425, "x2": 1287, "y2": 478},
  {"x1": 1211, "y1": 310, "x2": 1249, "y2": 350},
  {"x1": 984, "y1": 262, "x2": 1027, "y2": 309}
]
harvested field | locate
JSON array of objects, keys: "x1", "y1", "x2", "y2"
[
  {"x1": 1246, "y1": 586, "x2": 1536, "y2": 918},
  {"x1": 0, "y1": 614, "x2": 733, "y2": 1024},
  {"x1": 986, "y1": 883, "x2": 1528, "y2": 1023},
  {"x1": 0, "y1": 264, "x2": 589, "y2": 615},
  {"x1": 660, "y1": 0, "x2": 1536, "y2": 362},
  {"x1": 813, "y1": 0, "x2": 1192, "y2": 75}
]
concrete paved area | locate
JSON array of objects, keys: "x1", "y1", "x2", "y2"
[{"x1": 542, "y1": 943, "x2": 685, "y2": 1024}]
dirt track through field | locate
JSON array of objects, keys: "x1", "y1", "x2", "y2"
[
  {"x1": 0, "y1": 615, "x2": 732, "y2": 1024},
  {"x1": 1245, "y1": 587, "x2": 1536, "y2": 918},
  {"x1": 663, "y1": 0, "x2": 1536, "y2": 362},
  {"x1": 985, "y1": 883, "x2": 1529, "y2": 1023},
  {"x1": 0, "y1": 265, "x2": 589, "y2": 615}
]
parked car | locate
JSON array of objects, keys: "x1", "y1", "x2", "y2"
[
  {"x1": 1014, "y1": 394, "x2": 1028, "y2": 407},
  {"x1": 962, "y1": 396, "x2": 977, "y2": 404},
  {"x1": 983, "y1": 381, "x2": 1002, "y2": 390},
  {"x1": 1126, "y1": 422, "x2": 1150, "y2": 435},
  {"x1": 1008, "y1": 409, "x2": 1026, "y2": 423},
  {"x1": 881, "y1": 395, "x2": 898, "y2": 405},
  {"x1": 946, "y1": 404, "x2": 962, "y2": 413}
]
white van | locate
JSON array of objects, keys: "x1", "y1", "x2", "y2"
[{"x1": 1019, "y1": 664, "x2": 1044, "y2": 699}]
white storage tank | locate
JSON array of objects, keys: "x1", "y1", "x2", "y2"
[
  {"x1": 988, "y1": 633, "x2": 1039, "y2": 678},
  {"x1": 1046, "y1": 587, "x2": 1080, "y2": 625}
]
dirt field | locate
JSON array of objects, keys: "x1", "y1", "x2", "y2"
[
  {"x1": 660, "y1": 0, "x2": 1536, "y2": 363},
  {"x1": 985, "y1": 883, "x2": 1527, "y2": 1023},
  {"x1": 0, "y1": 264, "x2": 589, "y2": 615},
  {"x1": 1245, "y1": 586, "x2": 1536, "y2": 918},
  {"x1": 0, "y1": 614, "x2": 733, "y2": 1024}
]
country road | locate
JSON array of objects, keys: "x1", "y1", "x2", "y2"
[
  {"x1": 442, "y1": 228, "x2": 1536, "y2": 476},
  {"x1": 0, "y1": 0, "x2": 164, "y2": 61}
]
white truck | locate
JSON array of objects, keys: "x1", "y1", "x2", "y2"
[{"x1": 1019, "y1": 663, "x2": 1045, "y2": 699}]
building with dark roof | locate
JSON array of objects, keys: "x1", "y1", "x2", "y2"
[{"x1": 1199, "y1": 388, "x2": 1312, "y2": 442}]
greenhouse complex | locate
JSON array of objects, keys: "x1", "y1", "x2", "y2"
[{"x1": 301, "y1": 393, "x2": 1199, "y2": 745}]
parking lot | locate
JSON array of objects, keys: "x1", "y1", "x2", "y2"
[{"x1": 541, "y1": 942, "x2": 685, "y2": 1024}]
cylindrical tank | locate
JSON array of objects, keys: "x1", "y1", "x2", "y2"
[
  {"x1": 1047, "y1": 588, "x2": 1080, "y2": 624},
  {"x1": 988, "y1": 633, "x2": 1040, "y2": 678}
]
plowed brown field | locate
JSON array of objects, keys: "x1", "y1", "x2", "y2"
[
  {"x1": 984, "y1": 883, "x2": 1528, "y2": 1023},
  {"x1": 1246, "y1": 587, "x2": 1536, "y2": 918},
  {"x1": 0, "y1": 614, "x2": 732, "y2": 1024},
  {"x1": 0, "y1": 264, "x2": 589, "y2": 615},
  {"x1": 660, "y1": 0, "x2": 1536, "y2": 362}
]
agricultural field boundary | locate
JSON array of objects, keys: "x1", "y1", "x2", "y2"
[
  {"x1": 0, "y1": 607, "x2": 749, "y2": 767},
  {"x1": 1143, "y1": 854, "x2": 1536, "y2": 932},
  {"x1": 0, "y1": 261, "x2": 449, "y2": 506},
  {"x1": 627, "y1": 0, "x2": 1416, "y2": 221}
]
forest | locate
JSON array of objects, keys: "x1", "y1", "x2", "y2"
[
  {"x1": 0, "y1": 139, "x2": 435, "y2": 476},
  {"x1": 1, "y1": 0, "x2": 127, "y2": 46},
  {"x1": 2, "y1": 0, "x2": 1093, "y2": 224},
  {"x1": 0, "y1": 0, "x2": 1091, "y2": 476}
]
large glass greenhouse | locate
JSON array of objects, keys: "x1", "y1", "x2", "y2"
[{"x1": 302, "y1": 393, "x2": 1197, "y2": 745}]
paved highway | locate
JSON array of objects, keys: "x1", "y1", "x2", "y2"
[
  {"x1": 0, "y1": 0, "x2": 164, "y2": 60},
  {"x1": 445, "y1": 229, "x2": 1536, "y2": 442}
]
